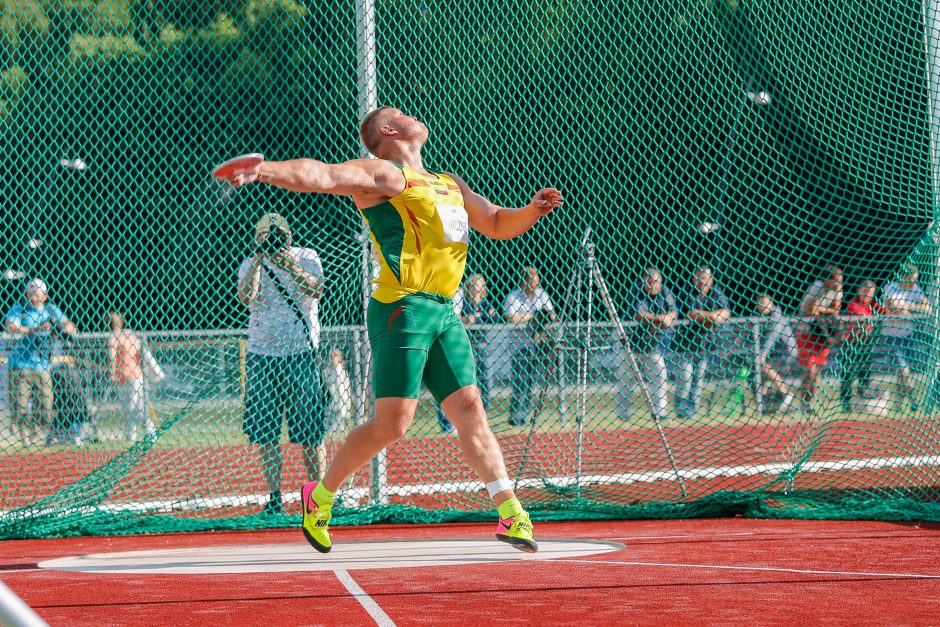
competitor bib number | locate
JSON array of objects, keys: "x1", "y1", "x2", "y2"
[{"x1": 436, "y1": 204, "x2": 469, "y2": 245}]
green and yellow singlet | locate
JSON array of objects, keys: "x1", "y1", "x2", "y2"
[{"x1": 360, "y1": 164, "x2": 469, "y2": 303}]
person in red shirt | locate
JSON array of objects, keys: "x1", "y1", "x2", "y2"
[{"x1": 839, "y1": 280, "x2": 889, "y2": 412}]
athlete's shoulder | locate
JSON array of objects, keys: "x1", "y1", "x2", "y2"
[
  {"x1": 361, "y1": 159, "x2": 407, "y2": 200},
  {"x1": 354, "y1": 159, "x2": 400, "y2": 176},
  {"x1": 441, "y1": 171, "x2": 467, "y2": 186}
]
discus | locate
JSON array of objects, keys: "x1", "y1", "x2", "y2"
[{"x1": 211, "y1": 153, "x2": 264, "y2": 179}]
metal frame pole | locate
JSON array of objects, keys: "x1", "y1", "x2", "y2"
[
  {"x1": 355, "y1": 0, "x2": 386, "y2": 505},
  {"x1": 0, "y1": 580, "x2": 48, "y2": 627},
  {"x1": 578, "y1": 246, "x2": 594, "y2": 496},
  {"x1": 752, "y1": 320, "x2": 765, "y2": 415},
  {"x1": 921, "y1": 2, "x2": 940, "y2": 411}
]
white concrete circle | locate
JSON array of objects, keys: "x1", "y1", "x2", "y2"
[{"x1": 38, "y1": 539, "x2": 622, "y2": 574}]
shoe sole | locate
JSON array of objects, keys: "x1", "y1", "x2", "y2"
[
  {"x1": 496, "y1": 534, "x2": 539, "y2": 553},
  {"x1": 302, "y1": 526, "x2": 332, "y2": 554}
]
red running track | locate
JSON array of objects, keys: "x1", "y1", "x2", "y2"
[{"x1": 1, "y1": 518, "x2": 938, "y2": 626}]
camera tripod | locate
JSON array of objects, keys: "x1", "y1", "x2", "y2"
[{"x1": 550, "y1": 228, "x2": 687, "y2": 499}]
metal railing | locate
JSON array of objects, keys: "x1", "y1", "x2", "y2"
[{"x1": 0, "y1": 313, "x2": 929, "y2": 414}]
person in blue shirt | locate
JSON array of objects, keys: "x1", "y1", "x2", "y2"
[
  {"x1": 618, "y1": 267, "x2": 678, "y2": 421},
  {"x1": 673, "y1": 266, "x2": 731, "y2": 419},
  {"x1": 4, "y1": 278, "x2": 76, "y2": 446}
]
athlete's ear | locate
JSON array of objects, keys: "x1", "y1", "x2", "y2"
[{"x1": 379, "y1": 124, "x2": 398, "y2": 137}]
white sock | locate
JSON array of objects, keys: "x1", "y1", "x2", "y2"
[{"x1": 486, "y1": 478, "x2": 513, "y2": 499}]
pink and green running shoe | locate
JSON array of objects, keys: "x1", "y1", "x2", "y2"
[
  {"x1": 495, "y1": 510, "x2": 538, "y2": 553},
  {"x1": 300, "y1": 481, "x2": 332, "y2": 554}
]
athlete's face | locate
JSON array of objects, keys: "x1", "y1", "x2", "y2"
[{"x1": 388, "y1": 109, "x2": 429, "y2": 141}]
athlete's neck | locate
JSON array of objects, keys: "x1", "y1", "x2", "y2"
[{"x1": 389, "y1": 145, "x2": 433, "y2": 177}]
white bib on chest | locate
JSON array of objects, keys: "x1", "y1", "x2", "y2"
[{"x1": 436, "y1": 203, "x2": 469, "y2": 244}]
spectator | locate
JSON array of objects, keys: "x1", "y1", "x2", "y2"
[
  {"x1": 504, "y1": 267, "x2": 556, "y2": 426},
  {"x1": 838, "y1": 280, "x2": 890, "y2": 412},
  {"x1": 503, "y1": 266, "x2": 554, "y2": 324},
  {"x1": 107, "y1": 311, "x2": 156, "y2": 442},
  {"x1": 325, "y1": 347, "x2": 353, "y2": 435},
  {"x1": 618, "y1": 267, "x2": 677, "y2": 421},
  {"x1": 508, "y1": 307, "x2": 557, "y2": 426},
  {"x1": 879, "y1": 264, "x2": 932, "y2": 411},
  {"x1": 3, "y1": 278, "x2": 76, "y2": 446},
  {"x1": 755, "y1": 293, "x2": 800, "y2": 414},
  {"x1": 236, "y1": 213, "x2": 328, "y2": 515},
  {"x1": 798, "y1": 264, "x2": 844, "y2": 410},
  {"x1": 49, "y1": 352, "x2": 92, "y2": 446},
  {"x1": 673, "y1": 266, "x2": 731, "y2": 419}
]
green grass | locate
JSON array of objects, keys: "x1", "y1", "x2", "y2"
[{"x1": 0, "y1": 375, "x2": 925, "y2": 454}]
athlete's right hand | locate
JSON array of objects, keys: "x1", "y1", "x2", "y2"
[{"x1": 228, "y1": 164, "x2": 262, "y2": 188}]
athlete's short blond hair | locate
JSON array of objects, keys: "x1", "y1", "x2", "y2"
[{"x1": 359, "y1": 106, "x2": 394, "y2": 157}]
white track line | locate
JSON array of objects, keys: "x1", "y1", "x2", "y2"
[
  {"x1": 608, "y1": 532, "x2": 758, "y2": 541},
  {"x1": 335, "y1": 569, "x2": 396, "y2": 627},
  {"x1": 0, "y1": 569, "x2": 37, "y2": 573},
  {"x1": 563, "y1": 559, "x2": 940, "y2": 579},
  {"x1": 3, "y1": 453, "x2": 939, "y2": 518}
]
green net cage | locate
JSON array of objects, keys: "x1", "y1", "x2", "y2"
[{"x1": 2, "y1": 0, "x2": 940, "y2": 539}]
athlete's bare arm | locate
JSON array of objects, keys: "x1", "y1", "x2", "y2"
[
  {"x1": 220, "y1": 158, "x2": 405, "y2": 207},
  {"x1": 446, "y1": 173, "x2": 563, "y2": 240}
]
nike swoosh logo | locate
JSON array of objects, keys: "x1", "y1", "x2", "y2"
[{"x1": 302, "y1": 485, "x2": 316, "y2": 515}]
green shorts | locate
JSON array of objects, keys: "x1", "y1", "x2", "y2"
[{"x1": 367, "y1": 293, "x2": 477, "y2": 402}]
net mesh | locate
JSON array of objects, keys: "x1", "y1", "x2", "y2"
[{"x1": 2, "y1": 0, "x2": 940, "y2": 539}]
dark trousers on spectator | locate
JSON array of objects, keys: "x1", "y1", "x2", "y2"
[
  {"x1": 509, "y1": 347, "x2": 535, "y2": 425},
  {"x1": 839, "y1": 341, "x2": 874, "y2": 410},
  {"x1": 675, "y1": 353, "x2": 709, "y2": 419},
  {"x1": 508, "y1": 346, "x2": 554, "y2": 426}
]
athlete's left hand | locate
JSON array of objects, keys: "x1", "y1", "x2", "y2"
[{"x1": 531, "y1": 188, "x2": 563, "y2": 216}]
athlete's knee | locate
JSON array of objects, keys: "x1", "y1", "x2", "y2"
[
  {"x1": 441, "y1": 386, "x2": 485, "y2": 422},
  {"x1": 364, "y1": 413, "x2": 412, "y2": 443},
  {"x1": 365, "y1": 398, "x2": 418, "y2": 442}
]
